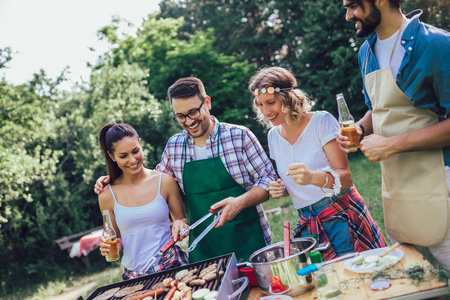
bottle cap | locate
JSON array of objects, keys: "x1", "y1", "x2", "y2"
[
  {"x1": 370, "y1": 279, "x2": 392, "y2": 291},
  {"x1": 309, "y1": 250, "x2": 324, "y2": 264}
]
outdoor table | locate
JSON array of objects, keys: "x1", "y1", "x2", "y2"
[{"x1": 247, "y1": 244, "x2": 449, "y2": 299}]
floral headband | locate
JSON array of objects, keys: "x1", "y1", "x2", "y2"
[{"x1": 252, "y1": 87, "x2": 293, "y2": 96}]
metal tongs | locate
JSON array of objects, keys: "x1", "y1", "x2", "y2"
[
  {"x1": 140, "y1": 208, "x2": 219, "y2": 272},
  {"x1": 180, "y1": 207, "x2": 219, "y2": 237},
  {"x1": 185, "y1": 213, "x2": 222, "y2": 253}
]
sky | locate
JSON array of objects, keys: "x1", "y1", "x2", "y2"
[{"x1": 0, "y1": 0, "x2": 161, "y2": 90}]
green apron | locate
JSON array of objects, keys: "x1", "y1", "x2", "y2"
[{"x1": 182, "y1": 123, "x2": 267, "y2": 262}]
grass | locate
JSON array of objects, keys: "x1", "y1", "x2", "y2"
[{"x1": 1, "y1": 260, "x2": 123, "y2": 300}]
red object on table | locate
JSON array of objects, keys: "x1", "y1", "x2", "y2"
[
  {"x1": 78, "y1": 229, "x2": 102, "y2": 257},
  {"x1": 284, "y1": 221, "x2": 290, "y2": 257},
  {"x1": 240, "y1": 266, "x2": 259, "y2": 286},
  {"x1": 270, "y1": 275, "x2": 289, "y2": 293}
]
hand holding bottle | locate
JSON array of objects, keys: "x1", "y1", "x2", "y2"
[
  {"x1": 336, "y1": 93, "x2": 361, "y2": 151},
  {"x1": 99, "y1": 236, "x2": 121, "y2": 260},
  {"x1": 102, "y1": 210, "x2": 120, "y2": 262}
]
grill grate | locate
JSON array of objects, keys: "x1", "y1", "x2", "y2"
[{"x1": 86, "y1": 254, "x2": 232, "y2": 300}]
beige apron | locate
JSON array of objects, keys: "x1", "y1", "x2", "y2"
[{"x1": 364, "y1": 23, "x2": 449, "y2": 246}]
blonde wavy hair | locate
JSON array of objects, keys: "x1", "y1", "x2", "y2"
[{"x1": 248, "y1": 66, "x2": 312, "y2": 128}]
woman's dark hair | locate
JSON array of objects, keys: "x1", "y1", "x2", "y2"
[{"x1": 99, "y1": 123, "x2": 139, "y2": 185}]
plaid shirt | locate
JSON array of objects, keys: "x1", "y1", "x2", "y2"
[
  {"x1": 156, "y1": 116, "x2": 277, "y2": 245},
  {"x1": 294, "y1": 186, "x2": 387, "y2": 261}
]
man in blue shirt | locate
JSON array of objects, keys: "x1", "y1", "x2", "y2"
[{"x1": 338, "y1": 0, "x2": 450, "y2": 275}]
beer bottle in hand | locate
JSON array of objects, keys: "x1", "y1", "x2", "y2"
[
  {"x1": 336, "y1": 93, "x2": 360, "y2": 150},
  {"x1": 102, "y1": 210, "x2": 119, "y2": 262}
]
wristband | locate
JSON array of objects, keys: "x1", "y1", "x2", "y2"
[
  {"x1": 318, "y1": 166, "x2": 342, "y2": 196},
  {"x1": 357, "y1": 123, "x2": 365, "y2": 137}
]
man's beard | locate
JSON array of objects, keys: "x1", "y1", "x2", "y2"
[{"x1": 354, "y1": 4, "x2": 381, "y2": 37}]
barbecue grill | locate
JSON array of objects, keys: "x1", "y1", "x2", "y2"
[{"x1": 83, "y1": 253, "x2": 248, "y2": 300}]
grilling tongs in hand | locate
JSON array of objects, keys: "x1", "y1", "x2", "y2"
[
  {"x1": 141, "y1": 208, "x2": 219, "y2": 272},
  {"x1": 185, "y1": 213, "x2": 222, "y2": 253}
]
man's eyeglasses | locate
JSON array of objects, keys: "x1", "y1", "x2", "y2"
[{"x1": 172, "y1": 100, "x2": 205, "y2": 123}]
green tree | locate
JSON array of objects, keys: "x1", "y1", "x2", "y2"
[
  {"x1": 96, "y1": 14, "x2": 265, "y2": 144},
  {"x1": 0, "y1": 72, "x2": 68, "y2": 292},
  {"x1": 403, "y1": 0, "x2": 449, "y2": 30},
  {"x1": 0, "y1": 60, "x2": 162, "y2": 293},
  {"x1": 157, "y1": 0, "x2": 448, "y2": 120},
  {"x1": 0, "y1": 47, "x2": 12, "y2": 69}
]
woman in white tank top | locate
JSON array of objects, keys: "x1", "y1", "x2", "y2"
[{"x1": 98, "y1": 123, "x2": 189, "y2": 280}]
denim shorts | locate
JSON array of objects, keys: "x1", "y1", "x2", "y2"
[{"x1": 297, "y1": 190, "x2": 354, "y2": 256}]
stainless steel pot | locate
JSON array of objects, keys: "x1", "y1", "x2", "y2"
[{"x1": 247, "y1": 237, "x2": 329, "y2": 297}]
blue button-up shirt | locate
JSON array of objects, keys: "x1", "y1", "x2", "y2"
[{"x1": 358, "y1": 10, "x2": 450, "y2": 166}]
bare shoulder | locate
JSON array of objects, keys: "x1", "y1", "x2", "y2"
[
  {"x1": 98, "y1": 184, "x2": 115, "y2": 212},
  {"x1": 160, "y1": 171, "x2": 177, "y2": 187}
]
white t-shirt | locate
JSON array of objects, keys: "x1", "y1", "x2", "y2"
[
  {"x1": 268, "y1": 111, "x2": 339, "y2": 209},
  {"x1": 194, "y1": 144, "x2": 208, "y2": 160},
  {"x1": 374, "y1": 18, "x2": 410, "y2": 78}
]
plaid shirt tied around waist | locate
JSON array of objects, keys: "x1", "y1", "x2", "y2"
[{"x1": 294, "y1": 186, "x2": 387, "y2": 261}]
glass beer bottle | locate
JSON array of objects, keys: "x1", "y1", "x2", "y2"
[
  {"x1": 336, "y1": 93, "x2": 360, "y2": 150},
  {"x1": 102, "y1": 210, "x2": 119, "y2": 262}
]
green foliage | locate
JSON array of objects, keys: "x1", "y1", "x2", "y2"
[
  {"x1": 158, "y1": 0, "x2": 448, "y2": 120},
  {"x1": 289, "y1": 0, "x2": 365, "y2": 119},
  {"x1": 0, "y1": 47, "x2": 12, "y2": 69},
  {"x1": 402, "y1": 0, "x2": 449, "y2": 31},
  {"x1": 0, "y1": 61, "x2": 160, "y2": 293},
  {"x1": 96, "y1": 14, "x2": 266, "y2": 144}
]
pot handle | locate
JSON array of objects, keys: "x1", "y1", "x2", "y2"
[
  {"x1": 228, "y1": 276, "x2": 249, "y2": 300},
  {"x1": 314, "y1": 242, "x2": 331, "y2": 252}
]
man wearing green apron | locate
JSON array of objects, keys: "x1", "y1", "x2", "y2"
[
  {"x1": 339, "y1": 0, "x2": 450, "y2": 275},
  {"x1": 155, "y1": 77, "x2": 277, "y2": 262}
]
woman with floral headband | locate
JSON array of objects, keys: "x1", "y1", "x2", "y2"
[{"x1": 248, "y1": 66, "x2": 387, "y2": 260}]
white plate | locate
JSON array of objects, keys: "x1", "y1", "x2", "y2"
[
  {"x1": 258, "y1": 296, "x2": 294, "y2": 300},
  {"x1": 344, "y1": 247, "x2": 404, "y2": 273}
]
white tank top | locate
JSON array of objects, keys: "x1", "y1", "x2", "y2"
[{"x1": 109, "y1": 172, "x2": 171, "y2": 271}]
